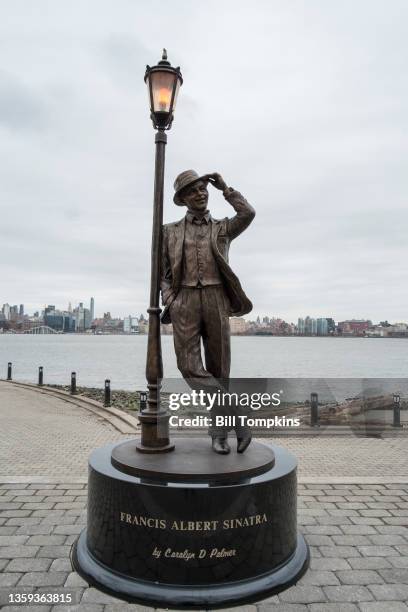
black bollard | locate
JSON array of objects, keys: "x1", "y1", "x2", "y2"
[
  {"x1": 393, "y1": 393, "x2": 402, "y2": 428},
  {"x1": 38, "y1": 366, "x2": 44, "y2": 386},
  {"x1": 310, "y1": 392, "x2": 319, "y2": 427},
  {"x1": 140, "y1": 391, "x2": 147, "y2": 411},
  {"x1": 104, "y1": 379, "x2": 111, "y2": 407},
  {"x1": 7, "y1": 362, "x2": 12, "y2": 381},
  {"x1": 71, "y1": 372, "x2": 77, "y2": 395}
]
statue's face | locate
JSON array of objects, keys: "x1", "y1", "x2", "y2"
[{"x1": 181, "y1": 180, "x2": 209, "y2": 211}]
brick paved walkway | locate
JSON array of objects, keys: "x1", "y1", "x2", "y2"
[{"x1": 1, "y1": 381, "x2": 408, "y2": 610}]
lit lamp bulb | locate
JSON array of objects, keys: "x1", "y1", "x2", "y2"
[{"x1": 158, "y1": 87, "x2": 171, "y2": 111}]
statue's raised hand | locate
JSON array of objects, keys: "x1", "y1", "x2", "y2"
[{"x1": 205, "y1": 172, "x2": 228, "y2": 192}]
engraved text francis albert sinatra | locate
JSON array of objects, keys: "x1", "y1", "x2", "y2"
[{"x1": 119, "y1": 512, "x2": 268, "y2": 531}]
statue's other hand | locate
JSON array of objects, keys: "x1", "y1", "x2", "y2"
[{"x1": 205, "y1": 172, "x2": 227, "y2": 192}]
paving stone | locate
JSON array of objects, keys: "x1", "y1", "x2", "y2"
[
  {"x1": 388, "y1": 556, "x2": 408, "y2": 568},
  {"x1": 278, "y1": 586, "x2": 326, "y2": 603},
  {"x1": 6, "y1": 517, "x2": 41, "y2": 525},
  {"x1": 0, "y1": 534, "x2": 28, "y2": 545},
  {"x1": 17, "y1": 524, "x2": 54, "y2": 535},
  {"x1": 0, "y1": 502, "x2": 22, "y2": 510},
  {"x1": 320, "y1": 546, "x2": 361, "y2": 558},
  {"x1": 0, "y1": 558, "x2": 9, "y2": 570},
  {"x1": 368, "y1": 583, "x2": 408, "y2": 600},
  {"x1": 360, "y1": 509, "x2": 391, "y2": 517},
  {"x1": 53, "y1": 524, "x2": 83, "y2": 535},
  {"x1": 21, "y1": 502, "x2": 55, "y2": 511},
  {"x1": 0, "y1": 526, "x2": 18, "y2": 535},
  {"x1": 317, "y1": 516, "x2": 352, "y2": 525},
  {"x1": 37, "y1": 489, "x2": 70, "y2": 497},
  {"x1": 309, "y1": 605, "x2": 359, "y2": 612},
  {"x1": 65, "y1": 572, "x2": 89, "y2": 587},
  {"x1": 258, "y1": 605, "x2": 309, "y2": 611},
  {"x1": 376, "y1": 525, "x2": 408, "y2": 535},
  {"x1": 6, "y1": 557, "x2": 52, "y2": 572},
  {"x1": 350, "y1": 517, "x2": 383, "y2": 525},
  {"x1": 54, "y1": 502, "x2": 85, "y2": 510},
  {"x1": 297, "y1": 570, "x2": 339, "y2": 586},
  {"x1": 50, "y1": 557, "x2": 73, "y2": 572},
  {"x1": 36, "y1": 545, "x2": 72, "y2": 558},
  {"x1": 336, "y1": 570, "x2": 383, "y2": 584},
  {"x1": 0, "y1": 544, "x2": 39, "y2": 558},
  {"x1": 105, "y1": 604, "x2": 161, "y2": 612},
  {"x1": 52, "y1": 606, "x2": 104, "y2": 612},
  {"x1": 367, "y1": 504, "x2": 398, "y2": 512},
  {"x1": 45, "y1": 496, "x2": 75, "y2": 504},
  {"x1": 18, "y1": 571, "x2": 68, "y2": 586},
  {"x1": 368, "y1": 534, "x2": 407, "y2": 545},
  {"x1": 323, "y1": 585, "x2": 373, "y2": 602},
  {"x1": 14, "y1": 496, "x2": 47, "y2": 503},
  {"x1": 0, "y1": 572, "x2": 22, "y2": 586},
  {"x1": 304, "y1": 525, "x2": 342, "y2": 535},
  {"x1": 310, "y1": 558, "x2": 351, "y2": 571},
  {"x1": 348, "y1": 557, "x2": 392, "y2": 570},
  {"x1": 378, "y1": 568, "x2": 408, "y2": 583},
  {"x1": 358, "y1": 545, "x2": 399, "y2": 557},
  {"x1": 26, "y1": 535, "x2": 66, "y2": 546},
  {"x1": 81, "y1": 587, "x2": 128, "y2": 603},
  {"x1": 340, "y1": 525, "x2": 377, "y2": 535},
  {"x1": 42, "y1": 515, "x2": 79, "y2": 526},
  {"x1": 1, "y1": 607, "x2": 50, "y2": 612},
  {"x1": 304, "y1": 535, "x2": 334, "y2": 546},
  {"x1": 384, "y1": 517, "x2": 408, "y2": 525},
  {"x1": 332, "y1": 535, "x2": 371, "y2": 546},
  {"x1": 359, "y1": 603, "x2": 408, "y2": 612}
]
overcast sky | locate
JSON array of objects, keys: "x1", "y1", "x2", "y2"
[{"x1": 0, "y1": 0, "x2": 407, "y2": 323}]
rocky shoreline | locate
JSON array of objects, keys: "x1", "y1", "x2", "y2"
[{"x1": 47, "y1": 384, "x2": 142, "y2": 415}]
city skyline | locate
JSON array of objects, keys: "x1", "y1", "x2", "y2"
[
  {"x1": 1, "y1": 2, "x2": 407, "y2": 321},
  {"x1": 1, "y1": 298, "x2": 405, "y2": 330}
]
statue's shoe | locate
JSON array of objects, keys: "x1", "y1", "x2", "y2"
[
  {"x1": 212, "y1": 437, "x2": 231, "y2": 455},
  {"x1": 237, "y1": 433, "x2": 252, "y2": 453}
]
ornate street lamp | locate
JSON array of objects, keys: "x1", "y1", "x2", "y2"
[
  {"x1": 137, "y1": 50, "x2": 182, "y2": 453},
  {"x1": 144, "y1": 49, "x2": 182, "y2": 130}
]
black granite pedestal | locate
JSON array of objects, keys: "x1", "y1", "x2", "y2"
[{"x1": 71, "y1": 439, "x2": 309, "y2": 609}]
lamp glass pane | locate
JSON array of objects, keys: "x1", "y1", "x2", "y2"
[
  {"x1": 172, "y1": 79, "x2": 181, "y2": 111},
  {"x1": 150, "y1": 71, "x2": 177, "y2": 113}
]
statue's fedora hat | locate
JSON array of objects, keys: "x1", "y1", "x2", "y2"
[{"x1": 173, "y1": 170, "x2": 208, "y2": 205}]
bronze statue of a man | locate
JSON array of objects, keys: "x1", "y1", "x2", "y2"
[{"x1": 161, "y1": 170, "x2": 255, "y2": 454}]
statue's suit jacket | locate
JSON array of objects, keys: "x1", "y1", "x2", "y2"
[{"x1": 160, "y1": 188, "x2": 255, "y2": 325}]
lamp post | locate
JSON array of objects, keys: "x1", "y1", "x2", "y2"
[{"x1": 137, "y1": 49, "x2": 182, "y2": 453}]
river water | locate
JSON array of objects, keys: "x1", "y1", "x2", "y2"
[{"x1": 0, "y1": 335, "x2": 407, "y2": 390}]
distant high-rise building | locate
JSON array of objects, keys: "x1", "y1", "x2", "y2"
[
  {"x1": 2, "y1": 304, "x2": 10, "y2": 320},
  {"x1": 73, "y1": 302, "x2": 92, "y2": 331},
  {"x1": 90, "y1": 297, "x2": 95, "y2": 321},
  {"x1": 230, "y1": 317, "x2": 248, "y2": 334},
  {"x1": 123, "y1": 315, "x2": 139, "y2": 333},
  {"x1": 19, "y1": 304, "x2": 24, "y2": 316},
  {"x1": 317, "y1": 318, "x2": 329, "y2": 336}
]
